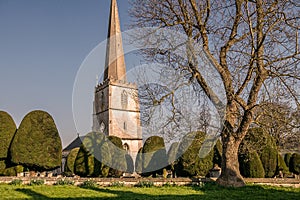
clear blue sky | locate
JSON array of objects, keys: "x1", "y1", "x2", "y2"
[{"x1": 0, "y1": 0, "x2": 134, "y2": 147}]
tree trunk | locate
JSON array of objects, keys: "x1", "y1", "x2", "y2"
[{"x1": 217, "y1": 135, "x2": 245, "y2": 187}]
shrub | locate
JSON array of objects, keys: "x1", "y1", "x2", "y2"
[
  {"x1": 10, "y1": 111, "x2": 62, "y2": 171},
  {"x1": 162, "y1": 182, "x2": 176, "y2": 187},
  {"x1": 284, "y1": 153, "x2": 292, "y2": 167},
  {"x1": 277, "y1": 154, "x2": 289, "y2": 174},
  {"x1": 167, "y1": 142, "x2": 179, "y2": 165},
  {"x1": 289, "y1": 153, "x2": 300, "y2": 175},
  {"x1": 0, "y1": 111, "x2": 18, "y2": 176},
  {"x1": 29, "y1": 179, "x2": 45, "y2": 186},
  {"x1": 239, "y1": 128, "x2": 278, "y2": 178},
  {"x1": 65, "y1": 148, "x2": 80, "y2": 174},
  {"x1": 167, "y1": 142, "x2": 179, "y2": 178},
  {"x1": 135, "y1": 148, "x2": 143, "y2": 174},
  {"x1": 175, "y1": 132, "x2": 214, "y2": 177},
  {"x1": 10, "y1": 179, "x2": 23, "y2": 186},
  {"x1": 213, "y1": 140, "x2": 222, "y2": 167},
  {"x1": 107, "y1": 136, "x2": 127, "y2": 177},
  {"x1": 74, "y1": 132, "x2": 105, "y2": 177},
  {"x1": 142, "y1": 136, "x2": 168, "y2": 177},
  {"x1": 0, "y1": 111, "x2": 17, "y2": 159},
  {"x1": 239, "y1": 150, "x2": 265, "y2": 178},
  {"x1": 2, "y1": 165, "x2": 24, "y2": 176},
  {"x1": 80, "y1": 180, "x2": 98, "y2": 188},
  {"x1": 260, "y1": 145, "x2": 278, "y2": 178},
  {"x1": 125, "y1": 154, "x2": 134, "y2": 174},
  {"x1": 110, "y1": 181, "x2": 125, "y2": 187},
  {"x1": 55, "y1": 179, "x2": 74, "y2": 185},
  {"x1": 135, "y1": 181, "x2": 154, "y2": 188},
  {"x1": 74, "y1": 145, "x2": 95, "y2": 177}
]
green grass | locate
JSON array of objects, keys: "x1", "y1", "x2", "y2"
[{"x1": 0, "y1": 183, "x2": 299, "y2": 199}]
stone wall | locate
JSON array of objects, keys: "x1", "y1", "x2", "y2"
[{"x1": 0, "y1": 177, "x2": 299, "y2": 188}]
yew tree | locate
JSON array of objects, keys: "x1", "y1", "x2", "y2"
[
  {"x1": 10, "y1": 111, "x2": 62, "y2": 171},
  {"x1": 131, "y1": 0, "x2": 299, "y2": 186}
]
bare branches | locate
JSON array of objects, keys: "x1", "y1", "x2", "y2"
[{"x1": 130, "y1": 0, "x2": 300, "y2": 141}]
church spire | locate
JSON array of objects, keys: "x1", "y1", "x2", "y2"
[{"x1": 104, "y1": 0, "x2": 127, "y2": 82}]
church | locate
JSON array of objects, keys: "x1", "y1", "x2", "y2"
[{"x1": 92, "y1": 0, "x2": 143, "y2": 160}]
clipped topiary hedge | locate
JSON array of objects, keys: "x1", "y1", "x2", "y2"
[
  {"x1": 0, "y1": 111, "x2": 17, "y2": 159},
  {"x1": 135, "y1": 148, "x2": 143, "y2": 174},
  {"x1": 289, "y1": 153, "x2": 300, "y2": 175},
  {"x1": 74, "y1": 145, "x2": 95, "y2": 177},
  {"x1": 239, "y1": 128, "x2": 278, "y2": 178},
  {"x1": 2, "y1": 165, "x2": 23, "y2": 176},
  {"x1": 213, "y1": 139, "x2": 222, "y2": 167},
  {"x1": 239, "y1": 150, "x2": 265, "y2": 178},
  {"x1": 73, "y1": 132, "x2": 127, "y2": 178},
  {"x1": 175, "y1": 131, "x2": 214, "y2": 177},
  {"x1": 284, "y1": 153, "x2": 292, "y2": 167},
  {"x1": 65, "y1": 147, "x2": 80, "y2": 174},
  {"x1": 167, "y1": 142, "x2": 179, "y2": 165},
  {"x1": 142, "y1": 136, "x2": 168, "y2": 177},
  {"x1": 10, "y1": 110, "x2": 62, "y2": 171},
  {"x1": 277, "y1": 154, "x2": 289, "y2": 174},
  {"x1": 125, "y1": 154, "x2": 134, "y2": 174},
  {"x1": 74, "y1": 132, "x2": 105, "y2": 177},
  {"x1": 260, "y1": 145, "x2": 278, "y2": 178},
  {"x1": 167, "y1": 142, "x2": 179, "y2": 178},
  {"x1": 107, "y1": 136, "x2": 127, "y2": 177}
]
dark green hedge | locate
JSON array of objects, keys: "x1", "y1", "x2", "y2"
[
  {"x1": 289, "y1": 153, "x2": 300, "y2": 175},
  {"x1": 213, "y1": 140, "x2": 222, "y2": 167},
  {"x1": 277, "y1": 154, "x2": 289, "y2": 174},
  {"x1": 284, "y1": 153, "x2": 292, "y2": 167},
  {"x1": 0, "y1": 111, "x2": 17, "y2": 159},
  {"x1": 10, "y1": 110, "x2": 62, "y2": 171},
  {"x1": 135, "y1": 148, "x2": 143, "y2": 174},
  {"x1": 125, "y1": 154, "x2": 134, "y2": 174},
  {"x1": 107, "y1": 136, "x2": 127, "y2": 177},
  {"x1": 74, "y1": 133, "x2": 127, "y2": 178},
  {"x1": 65, "y1": 148, "x2": 80, "y2": 174},
  {"x1": 74, "y1": 132, "x2": 105, "y2": 177},
  {"x1": 74, "y1": 145, "x2": 95, "y2": 177},
  {"x1": 175, "y1": 131, "x2": 214, "y2": 177},
  {"x1": 260, "y1": 145, "x2": 278, "y2": 178},
  {"x1": 239, "y1": 150, "x2": 265, "y2": 178},
  {"x1": 167, "y1": 142, "x2": 179, "y2": 165},
  {"x1": 239, "y1": 128, "x2": 278, "y2": 178},
  {"x1": 142, "y1": 136, "x2": 167, "y2": 177}
]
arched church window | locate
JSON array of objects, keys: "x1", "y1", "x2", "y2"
[
  {"x1": 123, "y1": 143, "x2": 129, "y2": 152},
  {"x1": 100, "y1": 122, "x2": 105, "y2": 133},
  {"x1": 101, "y1": 91, "x2": 105, "y2": 110},
  {"x1": 121, "y1": 90, "x2": 128, "y2": 109}
]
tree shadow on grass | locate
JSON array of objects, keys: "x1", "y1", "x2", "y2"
[
  {"x1": 15, "y1": 187, "x2": 201, "y2": 200},
  {"x1": 15, "y1": 188, "x2": 51, "y2": 199},
  {"x1": 14, "y1": 185, "x2": 300, "y2": 200},
  {"x1": 191, "y1": 183, "x2": 300, "y2": 200}
]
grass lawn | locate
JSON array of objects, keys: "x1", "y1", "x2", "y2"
[{"x1": 0, "y1": 183, "x2": 299, "y2": 199}]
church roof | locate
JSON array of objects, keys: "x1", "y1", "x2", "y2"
[
  {"x1": 104, "y1": 0, "x2": 127, "y2": 82},
  {"x1": 63, "y1": 136, "x2": 85, "y2": 152}
]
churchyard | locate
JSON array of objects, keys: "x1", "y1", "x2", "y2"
[{"x1": 0, "y1": 181, "x2": 299, "y2": 199}]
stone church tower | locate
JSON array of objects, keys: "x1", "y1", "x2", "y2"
[{"x1": 93, "y1": 0, "x2": 142, "y2": 159}]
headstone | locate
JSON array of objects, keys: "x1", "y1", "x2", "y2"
[{"x1": 209, "y1": 164, "x2": 221, "y2": 178}]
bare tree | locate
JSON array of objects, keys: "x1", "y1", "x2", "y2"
[
  {"x1": 255, "y1": 102, "x2": 300, "y2": 150},
  {"x1": 130, "y1": 0, "x2": 299, "y2": 187}
]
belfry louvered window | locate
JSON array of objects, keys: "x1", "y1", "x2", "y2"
[{"x1": 121, "y1": 90, "x2": 128, "y2": 109}]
